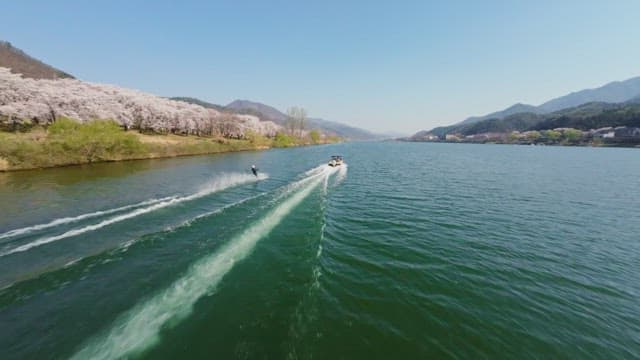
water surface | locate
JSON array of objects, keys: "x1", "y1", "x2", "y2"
[{"x1": 0, "y1": 142, "x2": 638, "y2": 358}]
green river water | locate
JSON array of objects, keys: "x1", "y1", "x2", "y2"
[{"x1": 0, "y1": 142, "x2": 638, "y2": 359}]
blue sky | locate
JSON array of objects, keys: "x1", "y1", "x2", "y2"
[{"x1": 2, "y1": 0, "x2": 640, "y2": 133}]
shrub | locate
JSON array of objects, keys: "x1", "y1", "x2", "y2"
[
  {"x1": 245, "y1": 130, "x2": 270, "y2": 147},
  {"x1": 562, "y1": 128, "x2": 583, "y2": 144},
  {"x1": 543, "y1": 130, "x2": 561, "y2": 142},
  {"x1": 48, "y1": 118, "x2": 145, "y2": 162},
  {"x1": 272, "y1": 132, "x2": 298, "y2": 148},
  {"x1": 309, "y1": 130, "x2": 321, "y2": 144}
]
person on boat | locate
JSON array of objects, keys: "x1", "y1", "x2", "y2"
[{"x1": 251, "y1": 165, "x2": 258, "y2": 177}]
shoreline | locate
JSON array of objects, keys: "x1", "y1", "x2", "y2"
[
  {"x1": 0, "y1": 141, "x2": 333, "y2": 172},
  {"x1": 397, "y1": 139, "x2": 640, "y2": 148},
  {"x1": 0, "y1": 121, "x2": 338, "y2": 172},
  {"x1": 0, "y1": 145, "x2": 266, "y2": 172}
]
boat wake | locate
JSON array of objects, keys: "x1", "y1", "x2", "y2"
[
  {"x1": 71, "y1": 165, "x2": 338, "y2": 359},
  {"x1": 286, "y1": 165, "x2": 346, "y2": 357},
  {"x1": 334, "y1": 163, "x2": 348, "y2": 186},
  {"x1": 0, "y1": 196, "x2": 175, "y2": 242},
  {"x1": 0, "y1": 172, "x2": 267, "y2": 258}
]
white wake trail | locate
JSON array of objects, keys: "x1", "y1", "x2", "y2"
[
  {"x1": 304, "y1": 164, "x2": 330, "y2": 177},
  {"x1": 0, "y1": 173, "x2": 267, "y2": 257},
  {"x1": 334, "y1": 163, "x2": 348, "y2": 186},
  {"x1": 0, "y1": 197, "x2": 175, "y2": 241},
  {"x1": 71, "y1": 168, "x2": 332, "y2": 360}
]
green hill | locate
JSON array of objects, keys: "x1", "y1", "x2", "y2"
[{"x1": 417, "y1": 101, "x2": 640, "y2": 139}]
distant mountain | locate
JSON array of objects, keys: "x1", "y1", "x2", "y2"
[
  {"x1": 624, "y1": 94, "x2": 640, "y2": 104},
  {"x1": 529, "y1": 102, "x2": 640, "y2": 132},
  {"x1": 306, "y1": 117, "x2": 380, "y2": 140},
  {"x1": 225, "y1": 99, "x2": 379, "y2": 139},
  {"x1": 380, "y1": 130, "x2": 410, "y2": 138},
  {"x1": 170, "y1": 97, "x2": 226, "y2": 112},
  {"x1": 173, "y1": 97, "x2": 379, "y2": 139},
  {"x1": 538, "y1": 76, "x2": 640, "y2": 112},
  {"x1": 226, "y1": 100, "x2": 287, "y2": 123},
  {"x1": 459, "y1": 103, "x2": 541, "y2": 125},
  {"x1": 0, "y1": 40, "x2": 74, "y2": 80},
  {"x1": 410, "y1": 100, "x2": 640, "y2": 140},
  {"x1": 455, "y1": 76, "x2": 640, "y2": 127}
]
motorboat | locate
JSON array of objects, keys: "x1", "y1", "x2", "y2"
[{"x1": 328, "y1": 155, "x2": 344, "y2": 167}]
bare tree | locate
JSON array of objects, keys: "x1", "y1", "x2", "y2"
[{"x1": 286, "y1": 106, "x2": 307, "y2": 137}]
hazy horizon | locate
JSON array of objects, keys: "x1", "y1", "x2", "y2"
[{"x1": 3, "y1": 0, "x2": 640, "y2": 134}]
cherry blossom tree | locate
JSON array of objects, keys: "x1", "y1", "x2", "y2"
[{"x1": 0, "y1": 67, "x2": 281, "y2": 138}]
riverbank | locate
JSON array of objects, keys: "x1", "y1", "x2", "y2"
[
  {"x1": 0, "y1": 119, "x2": 337, "y2": 171},
  {"x1": 404, "y1": 127, "x2": 640, "y2": 148}
]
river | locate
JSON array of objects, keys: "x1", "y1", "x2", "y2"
[{"x1": 0, "y1": 142, "x2": 639, "y2": 358}]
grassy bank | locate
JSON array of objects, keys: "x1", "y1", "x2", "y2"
[{"x1": 0, "y1": 119, "x2": 334, "y2": 171}]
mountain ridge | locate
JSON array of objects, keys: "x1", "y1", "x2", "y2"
[
  {"x1": 0, "y1": 40, "x2": 74, "y2": 80},
  {"x1": 169, "y1": 97, "x2": 226, "y2": 112},
  {"x1": 410, "y1": 100, "x2": 640, "y2": 140},
  {"x1": 459, "y1": 103, "x2": 542, "y2": 125},
  {"x1": 172, "y1": 97, "x2": 381, "y2": 140},
  {"x1": 454, "y1": 76, "x2": 640, "y2": 128},
  {"x1": 226, "y1": 100, "x2": 287, "y2": 123},
  {"x1": 538, "y1": 76, "x2": 640, "y2": 112},
  {"x1": 225, "y1": 99, "x2": 380, "y2": 140}
]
